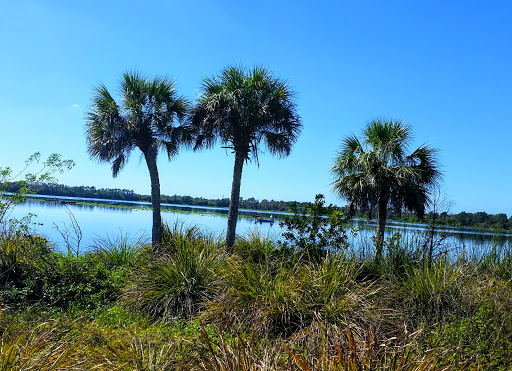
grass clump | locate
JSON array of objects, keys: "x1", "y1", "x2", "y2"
[
  {"x1": 121, "y1": 222, "x2": 226, "y2": 319},
  {"x1": 205, "y1": 248, "x2": 382, "y2": 340},
  {"x1": 398, "y1": 257, "x2": 471, "y2": 325},
  {"x1": 0, "y1": 310, "x2": 83, "y2": 370},
  {"x1": 94, "y1": 232, "x2": 147, "y2": 268}
]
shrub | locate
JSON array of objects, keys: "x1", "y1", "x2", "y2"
[
  {"x1": 280, "y1": 194, "x2": 350, "y2": 262},
  {"x1": 0, "y1": 233, "x2": 52, "y2": 285},
  {"x1": 1, "y1": 247, "x2": 126, "y2": 312},
  {"x1": 428, "y1": 302, "x2": 512, "y2": 369}
]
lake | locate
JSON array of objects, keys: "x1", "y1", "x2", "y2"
[{"x1": 6, "y1": 197, "x2": 512, "y2": 256}]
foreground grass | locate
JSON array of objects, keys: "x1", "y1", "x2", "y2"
[{"x1": 1, "y1": 226, "x2": 511, "y2": 369}]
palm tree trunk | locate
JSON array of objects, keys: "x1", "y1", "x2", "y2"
[
  {"x1": 144, "y1": 151, "x2": 162, "y2": 249},
  {"x1": 375, "y1": 194, "x2": 388, "y2": 263},
  {"x1": 226, "y1": 151, "x2": 244, "y2": 251}
]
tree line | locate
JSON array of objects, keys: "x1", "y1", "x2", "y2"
[
  {"x1": 4, "y1": 182, "x2": 307, "y2": 212},
  {"x1": 8, "y1": 180, "x2": 510, "y2": 232},
  {"x1": 387, "y1": 210, "x2": 512, "y2": 231}
]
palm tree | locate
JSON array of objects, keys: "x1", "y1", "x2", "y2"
[
  {"x1": 85, "y1": 72, "x2": 189, "y2": 248},
  {"x1": 189, "y1": 65, "x2": 302, "y2": 250},
  {"x1": 331, "y1": 119, "x2": 441, "y2": 261}
]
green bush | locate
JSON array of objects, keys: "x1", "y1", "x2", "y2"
[
  {"x1": 429, "y1": 303, "x2": 512, "y2": 370},
  {"x1": 1, "y1": 244, "x2": 126, "y2": 312},
  {"x1": 280, "y1": 194, "x2": 350, "y2": 262}
]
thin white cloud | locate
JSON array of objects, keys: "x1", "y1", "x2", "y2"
[{"x1": 72, "y1": 104, "x2": 80, "y2": 108}]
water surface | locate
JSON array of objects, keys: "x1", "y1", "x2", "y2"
[{"x1": 7, "y1": 197, "x2": 512, "y2": 255}]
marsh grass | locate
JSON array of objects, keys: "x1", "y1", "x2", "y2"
[
  {"x1": 398, "y1": 257, "x2": 470, "y2": 325},
  {"x1": 94, "y1": 232, "x2": 147, "y2": 268},
  {"x1": 205, "y1": 249, "x2": 384, "y2": 340},
  {"x1": 121, "y1": 222, "x2": 226, "y2": 319},
  {"x1": 234, "y1": 229, "x2": 287, "y2": 266},
  {"x1": 89, "y1": 331, "x2": 180, "y2": 370}
]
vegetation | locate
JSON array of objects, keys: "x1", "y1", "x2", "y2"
[
  {"x1": 189, "y1": 65, "x2": 302, "y2": 249},
  {"x1": 331, "y1": 119, "x2": 441, "y2": 262},
  {"x1": 2, "y1": 218, "x2": 511, "y2": 369},
  {"x1": 85, "y1": 71, "x2": 189, "y2": 247},
  {"x1": 279, "y1": 194, "x2": 350, "y2": 261}
]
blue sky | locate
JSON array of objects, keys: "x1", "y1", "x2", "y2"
[{"x1": 0, "y1": 0, "x2": 511, "y2": 215}]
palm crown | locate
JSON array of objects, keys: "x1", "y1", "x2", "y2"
[
  {"x1": 86, "y1": 72, "x2": 189, "y2": 173},
  {"x1": 191, "y1": 65, "x2": 302, "y2": 162}
]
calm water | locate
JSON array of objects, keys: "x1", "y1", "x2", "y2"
[{"x1": 6, "y1": 197, "x2": 512, "y2": 255}]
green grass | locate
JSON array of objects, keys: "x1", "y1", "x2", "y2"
[{"x1": 94, "y1": 232, "x2": 147, "y2": 267}]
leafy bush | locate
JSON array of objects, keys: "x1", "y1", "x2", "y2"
[
  {"x1": 1, "y1": 243, "x2": 126, "y2": 312},
  {"x1": 280, "y1": 194, "x2": 350, "y2": 262},
  {"x1": 428, "y1": 303, "x2": 512, "y2": 370}
]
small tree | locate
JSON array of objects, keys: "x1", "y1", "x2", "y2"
[
  {"x1": 331, "y1": 119, "x2": 441, "y2": 263},
  {"x1": 280, "y1": 194, "x2": 350, "y2": 262},
  {"x1": 423, "y1": 186, "x2": 454, "y2": 263}
]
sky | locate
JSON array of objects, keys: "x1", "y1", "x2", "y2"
[{"x1": 0, "y1": 0, "x2": 511, "y2": 215}]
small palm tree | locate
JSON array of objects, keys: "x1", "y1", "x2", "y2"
[
  {"x1": 85, "y1": 72, "x2": 189, "y2": 247},
  {"x1": 331, "y1": 119, "x2": 441, "y2": 261},
  {"x1": 189, "y1": 65, "x2": 302, "y2": 250}
]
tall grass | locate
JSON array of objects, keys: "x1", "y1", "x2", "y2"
[
  {"x1": 94, "y1": 232, "x2": 147, "y2": 267},
  {"x1": 0, "y1": 310, "x2": 83, "y2": 370},
  {"x1": 234, "y1": 229, "x2": 286, "y2": 266},
  {"x1": 205, "y1": 248, "x2": 384, "y2": 340},
  {"x1": 121, "y1": 223, "x2": 226, "y2": 319},
  {"x1": 398, "y1": 257, "x2": 470, "y2": 325}
]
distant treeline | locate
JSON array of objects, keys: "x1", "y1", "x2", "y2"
[
  {"x1": 362, "y1": 209, "x2": 512, "y2": 232},
  {"x1": 4, "y1": 183, "x2": 307, "y2": 212},
  {"x1": 5, "y1": 182, "x2": 511, "y2": 231}
]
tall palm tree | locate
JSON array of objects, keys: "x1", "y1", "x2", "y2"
[
  {"x1": 85, "y1": 71, "x2": 189, "y2": 247},
  {"x1": 331, "y1": 119, "x2": 441, "y2": 261},
  {"x1": 189, "y1": 65, "x2": 302, "y2": 250}
]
